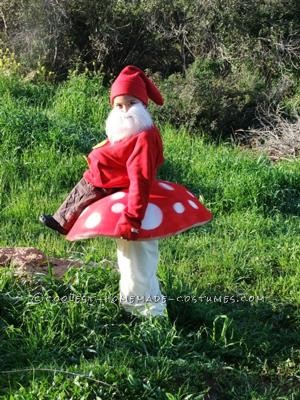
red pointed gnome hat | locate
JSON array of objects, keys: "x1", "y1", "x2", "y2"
[{"x1": 110, "y1": 65, "x2": 164, "y2": 106}]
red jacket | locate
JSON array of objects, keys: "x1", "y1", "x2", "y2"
[{"x1": 83, "y1": 125, "x2": 164, "y2": 225}]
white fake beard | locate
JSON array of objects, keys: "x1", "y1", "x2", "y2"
[{"x1": 105, "y1": 103, "x2": 153, "y2": 144}]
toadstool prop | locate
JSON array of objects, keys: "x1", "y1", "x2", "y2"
[{"x1": 66, "y1": 180, "x2": 213, "y2": 241}]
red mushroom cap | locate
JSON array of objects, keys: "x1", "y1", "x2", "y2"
[{"x1": 66, "y1": 180, "x2": 213, "y2": 241}]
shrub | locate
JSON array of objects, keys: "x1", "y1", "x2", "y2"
[
  {"x1": 152, "y1": 58, "x2": 266, "y2": 136},
  {"x1": 1, "y1": 0, "x2": 298, "y2": 79},
  {"x1": 283, "y1": 79, "x2": 300, "y2": 118},
  {"x1": 0, "y1": 0, "x2": 299, "y2": 144}
]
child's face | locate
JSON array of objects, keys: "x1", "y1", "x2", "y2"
[{"x1": 113, "y1": 95, "x2": 142, "y2": 113}]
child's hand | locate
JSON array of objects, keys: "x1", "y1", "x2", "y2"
[
  {"x1": 116, "y1": 222, "x2": 139, "y2": 240},
  {"x1": 114, "y1": 214, "x2": 141, "y2": 240}
]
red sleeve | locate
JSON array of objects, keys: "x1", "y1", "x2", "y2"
[{"x1": 118, "y1": 130, "x2": 161, "y2": 227}]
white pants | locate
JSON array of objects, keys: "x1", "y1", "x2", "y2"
[{"x1": 116, "y1": 239, "x2": 167, "y2": 317}]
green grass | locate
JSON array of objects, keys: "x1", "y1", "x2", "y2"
[{"x1": 0, "y1": 72, "x2": 299, "y2": 399}]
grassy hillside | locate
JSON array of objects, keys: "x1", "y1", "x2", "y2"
[{"x1": 0, "y1": 72, "x2": 299, "y2": 399}]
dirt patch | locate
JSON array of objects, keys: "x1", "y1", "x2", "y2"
[{"x1": 0, "y1": 247, "x2": 116, "y2": 278}]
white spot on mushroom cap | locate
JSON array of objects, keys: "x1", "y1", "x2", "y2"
[
  {"x1": 141, "y1": 203, "x2": 163, "y2": 230},
  {"x1": 188, "y1": 200, "x2": 199, "y2": 209},
  {"x1": 186, "y1": 190, "x2": 195, "y2": 197},
  {"x1": 158, "y1": 182, "x2": 175, "y2": 191},
  {"x1": 111, "y1": 202, "x2": 125, "y2": 213},
  {"x1": 173, "y1": 202, "x2": 185, "y2": 213},
  {"x1": 85, "y1": 212, "x2": 102, "y2": 228},
  {"x1": 111, "y1": 191, "x2": 126, "y2": 200}
]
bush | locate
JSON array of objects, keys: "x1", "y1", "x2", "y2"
[
  {"x1": 283, "y1": 79, "x2": 300, "y2": 117},
  {"x1": 152, "y1": 58, "x2": 266, "y2": 136},
  {"x1": 0, "y1": 0, "x2": 299, "y2": 141},
  {"x1": 1, "y1": 0, "x2": 299, "y2": 79}
]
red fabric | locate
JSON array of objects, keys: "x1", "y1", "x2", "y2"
[
  {"x1": 114, "y1": 219, "x2": 140, "y2": 240},
  {"x1": 110, "y1": 65, "x2": 164, "y2": 106},
  {"x1": 83, "y1": 126, "x2": 164, "y2": 225},
  {"x1": 66, "y1": 180, "x2": 213, "y2": 242}
]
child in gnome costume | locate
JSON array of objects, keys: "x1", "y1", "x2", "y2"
[{"x1": 40, "y1": 65, "x2": 168, "y2": 317}]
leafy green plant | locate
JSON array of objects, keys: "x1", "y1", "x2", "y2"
[{"x1": 152, "y1": 58, "x2": 266, "y2": 136}]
